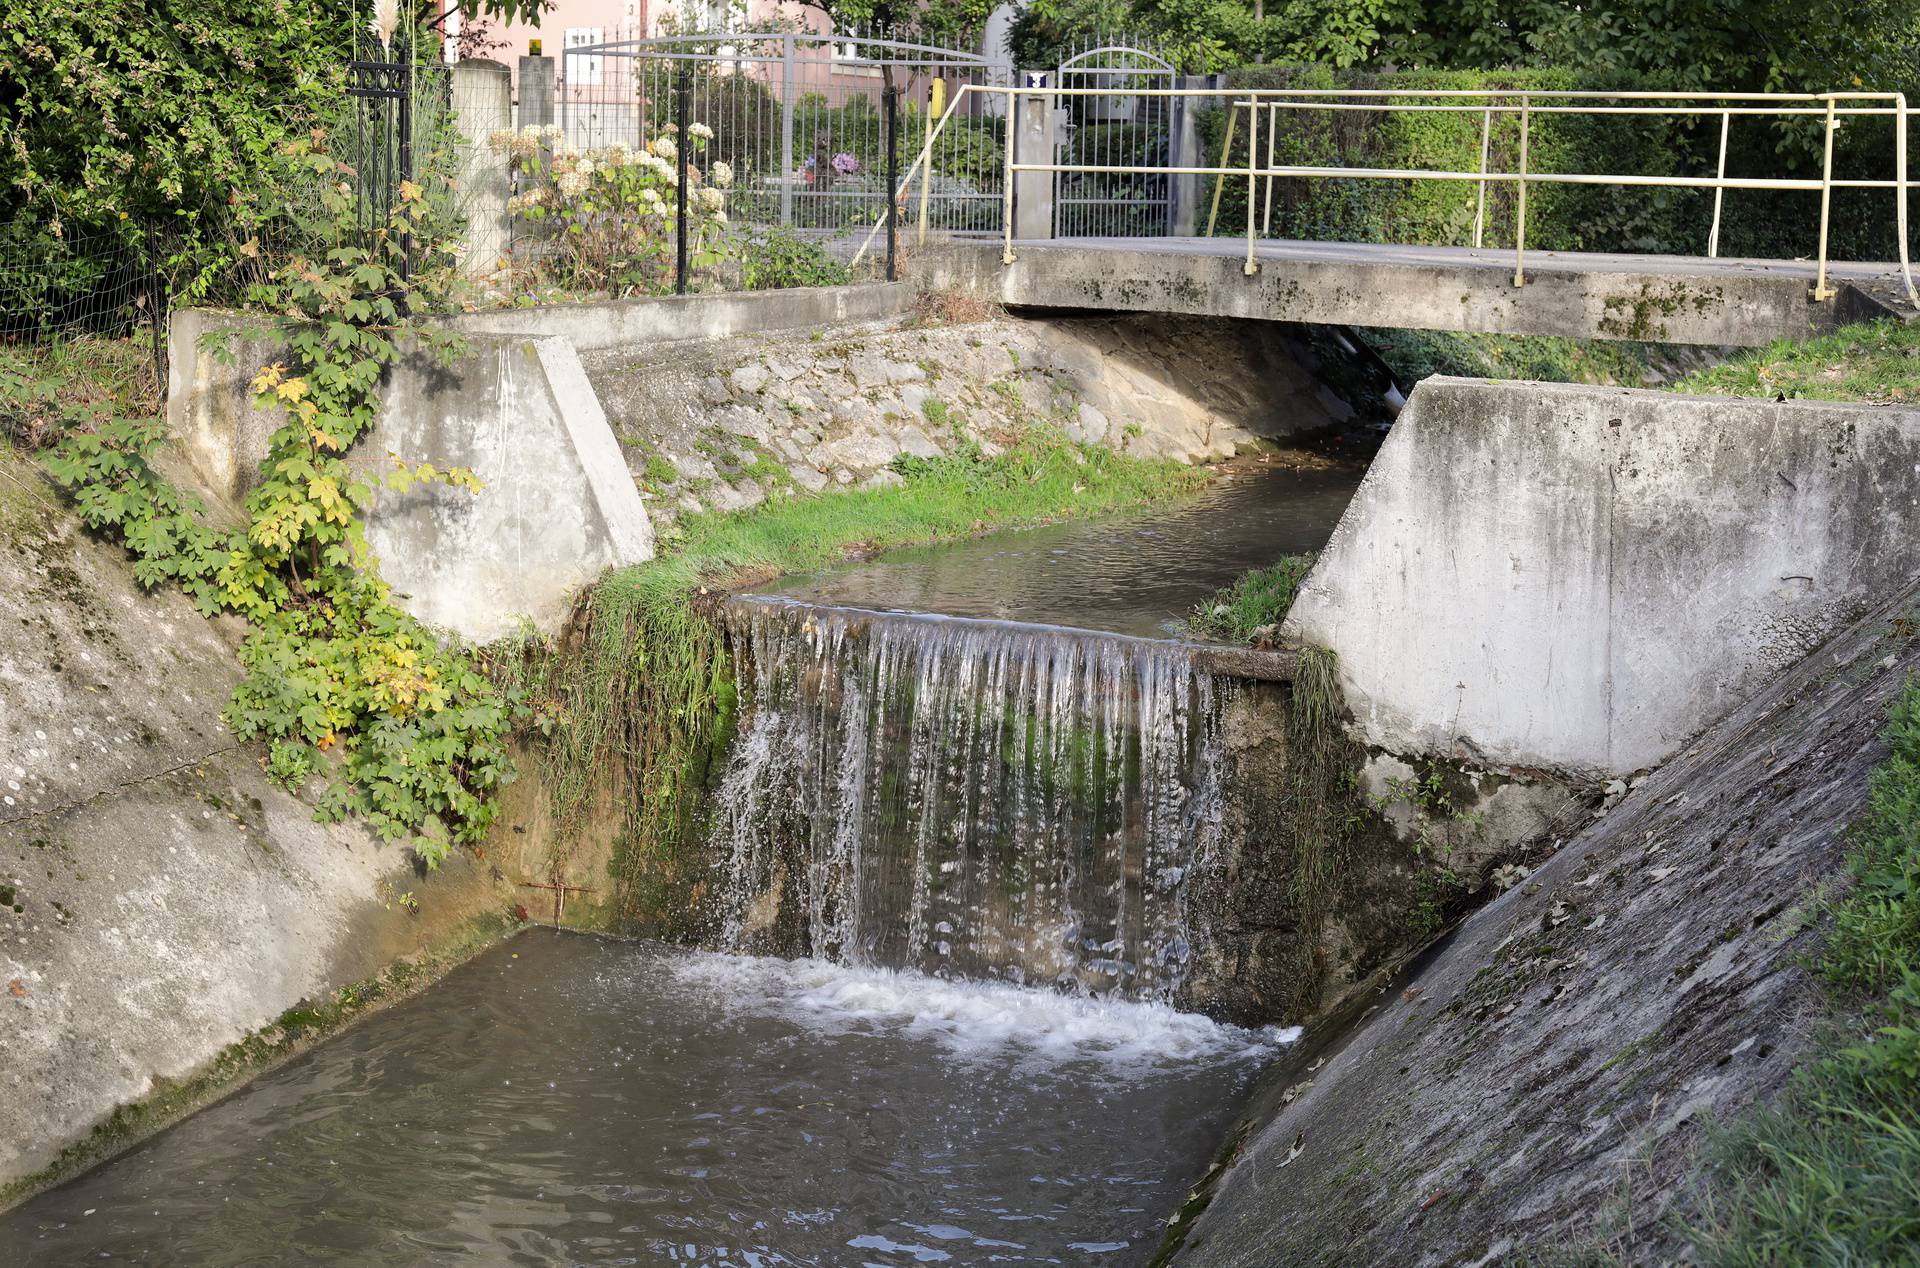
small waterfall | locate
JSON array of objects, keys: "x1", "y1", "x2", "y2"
[{"x1": 710, "y1": 596, "x2": 1232, "y2": 1003}]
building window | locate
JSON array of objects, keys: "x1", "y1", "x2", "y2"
[{"x1": 565, "y1": 27, "x2": 604, "y2": 87}]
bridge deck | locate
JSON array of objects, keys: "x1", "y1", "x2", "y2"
[{"x1": 925, "y1": 237, "x2": 1913, "y2": 346}]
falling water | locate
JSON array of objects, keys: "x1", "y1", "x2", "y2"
[{"x1": 710, "y1": 595, "x2": 1233, "y2": 1002}]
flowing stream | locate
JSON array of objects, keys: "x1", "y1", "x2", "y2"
[
  {"x1": 1, "y1": 461, "x2": 1361, "y2": 1264},
  {"x1": 3, "y1": 934, "x2": 1290, "y2": 1266}
]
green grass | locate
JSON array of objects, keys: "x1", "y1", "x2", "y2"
[
  {"x1": 1682, "y1": 675, "x2": 1920, "y2": 1264},
  {"x1": 1364, "y1": 328, "x2": 1666, "y2": 389},
  {"x1": 0, "y1": 336, "x2": 159, "y2": 450},
  {"x1": 1671, "y1": 319, "x2": 1920, "y2": 405},
  {"x1": 1187, "y1": 553, "x2": 1318, "y2": 645},
  {"x1": 518, "y1": 432, "x2": 1207, "y2": 901}
]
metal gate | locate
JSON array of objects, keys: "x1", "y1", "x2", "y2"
[
  {"x1": 1053, "y1": 40, "x2": 1176, "y2": 238},
  {"x1": 558, "y1": 28, "x2": 1012, "y2": 236}
]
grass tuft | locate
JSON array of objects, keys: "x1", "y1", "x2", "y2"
[
  {"x1": 1188, "y1": 553, "x2": 1318, "y2": 645},
  {"x1": 1670, "y1": 318, "x2": 1920, "y2": 405}
]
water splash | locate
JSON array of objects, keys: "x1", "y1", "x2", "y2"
[
  {"x1": 666, "y1": 950, "x2": 1297, "y2": 1071},
  {"x1": 711, "y1": 596, "x2": 1233, "y2": 1003}
]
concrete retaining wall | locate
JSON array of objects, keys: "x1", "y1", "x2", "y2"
[
  {"x1": 456, "y1": 281, "x2": 916, "y2": 352},
  {"x1": 168, "y1": 312, "x2": 653, "y2": 643},
  {"x1": 1286, "y1": 378, "x2": 1920, "y2": 777}
]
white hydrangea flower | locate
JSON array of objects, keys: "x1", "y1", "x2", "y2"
[
  {"x1": 556, "y1": 170, "x2": 590, "y2": 197},
  {"x1": 543, "y1": 123, "x2": 565, "y2": 141},
  {"x1": 651, "y1": 136, "x2": 678, "y2": 163},
  {"x1": 710, "y1": 161, "x2": 733, "y2": 189},
  {"x1": 687, "y1": 121, "x2": 714, "y2": 141},
  {"x1": 696, "y1": 186, "x2": 725, "y2": 215},
  {"x1": 487, "y1": 128, "x2": 516, "y2": 151},
  {"x1": 576, "y1": 156, "x2": 596, "y2": 177},
  {"x1": 521, "y1": 123, "x2": 544, "y2": 139}
]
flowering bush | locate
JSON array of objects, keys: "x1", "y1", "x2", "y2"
[{"x1": 488, "y1": 122, "x2": 734, "y2": 296}]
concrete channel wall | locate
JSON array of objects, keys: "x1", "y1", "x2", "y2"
[
  {"x1": 1286, "y1": 378, "x2": 1920, "y2": 778},
  {"x1": 169, "y1": 314, "x2": 654, "y2": 643},
  {"x1": 167, "y1": 286, "x2": 919, "y2": 642}
]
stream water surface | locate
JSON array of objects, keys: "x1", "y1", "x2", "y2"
[
  {"x1": 4, "y1": 933, "x2": 1289, "y2": 1266},
  {"x1": 763, "y1": 461, "x2": 1363, "y2": 638}
]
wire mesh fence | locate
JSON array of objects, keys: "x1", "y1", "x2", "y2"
[{"x1": 0, "y1": 222, "x2": 169, "y2": 390}]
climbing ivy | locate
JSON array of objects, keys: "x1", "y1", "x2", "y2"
[{"x1": 41, "y1": 135, "x2": 512, "y2": 866}]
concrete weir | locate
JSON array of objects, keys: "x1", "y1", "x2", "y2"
[{"x1": 1286, "y1": 378, "x2": 1920, "y2": 778}]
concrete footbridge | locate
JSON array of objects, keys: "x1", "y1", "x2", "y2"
[
  {"x1": 922, "y1": 237, "x2": 1912, "y2": 347},
  {"x1": 876, "y1": 80, "x2": 1920, "y2": 346}
]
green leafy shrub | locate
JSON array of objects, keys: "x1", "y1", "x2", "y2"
[
  {"x1": 39, "y1": 136, "x2": 513, "y2": 866},
  {"x1": 739, "y1": 226, "x2": 852, "y2": 290}
]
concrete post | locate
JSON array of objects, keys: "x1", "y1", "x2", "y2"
[
  {"x1": 452, "y1": 59, "x2": 513, "y2": 280},
  {"x1": 518, "y1": 55, "x2": 555, "y2": 131},
  {"x1": 1167, "y1": 75, "x2": 1219, "y2": 238},
  {"x1": 1013, "y1": 71, "x2": 1058, "y2": 242}
]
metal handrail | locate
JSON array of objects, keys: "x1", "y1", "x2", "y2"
[{"x1": 858, "y1": 82, "x2": 1915, "y2": 306}]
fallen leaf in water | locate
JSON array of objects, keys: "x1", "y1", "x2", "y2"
[
  {"x1": 1647, "y1": 866, "x2": 1677, "y2": 883},
  {"x1": 1276, "y1": 1130, "x2": 1306, "y2": 1168},
  {"x1": 8, "y1": 979, "x2": 24, "y2": 998}
]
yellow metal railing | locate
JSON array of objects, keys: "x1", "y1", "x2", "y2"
[{"x1": 859, "y1": 83, "x2": 1916, "y2": 306}]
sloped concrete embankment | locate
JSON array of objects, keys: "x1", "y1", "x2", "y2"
[
  {"x1": 0, "y1": 458, "x2": 549, "y2": 1202},
  {"x1": 1288, "y1": 378, "x2": 1920, "y2": 778},
  {"x1": 1174, "y1": 574, "x2": 1920, "y2": 1266}
]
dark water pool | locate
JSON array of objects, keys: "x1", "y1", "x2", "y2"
[
  {"x1": 3, "y1": 933, "x2": 1290, "y2": 1266},
  {"x1": 760, "y1": 461, "x2": 1363, "y2": 639}
]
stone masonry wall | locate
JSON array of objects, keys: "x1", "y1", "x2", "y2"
[{"x1": 586, "y1": 310, "x2": 1364, "y2": 533}]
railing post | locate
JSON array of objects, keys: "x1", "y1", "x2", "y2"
[
  {"x1": 1204, "y1": 102, "x2": 1239, "y2": 238},
  {"x1": 1899, "y1": 94, "x2": 1918, "y2": 306},
  {"x1": 1814, "y1": 95, "x2": 1838, "y2": 301},
  {"x1": 779, "y1": 34, "x2": 795, "y2": 228},
  {"x1": 1473, "y1": 105, "x2": 1491, "y2": 249},
  {"x1": 144, "y1": 220, "x2": 165, "y2": 389},
  {"x1": 1708, "y1": 109, "x2": 1731, "y2": 258},
  {"x1": 885, "y1": 84, "x2": 899, "y2": 282},
  {"x1": 918, "y1": 77, "x2": 942, "y2": 246},
  {"x1": 1244, "y1": 95, "x2": 1259, "y2": 275},
  {"x1": 1261, "y1": 102, "x2": 1278, "y2": 236},
  {"x1": 675, "y1": 65, "x2": 690, "y2": 295},
  {"x1": 1513, "y1": 93, "x2": 1530, "y2": 287},
  {"x1": 1002, "y1": 87, "x2": 1018, "y2": 264}
]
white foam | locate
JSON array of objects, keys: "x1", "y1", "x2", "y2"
[{"x1": 665, "y1": 952, "x2": 1297, "y2": 1071}]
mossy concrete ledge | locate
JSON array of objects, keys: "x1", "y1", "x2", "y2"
[
  {"x1": 0, "y1": 457, "x2": 538, "y2": 1205},
  {"x1": 1287, "y1": 378, "x2": 1920, "y2": 778}
]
